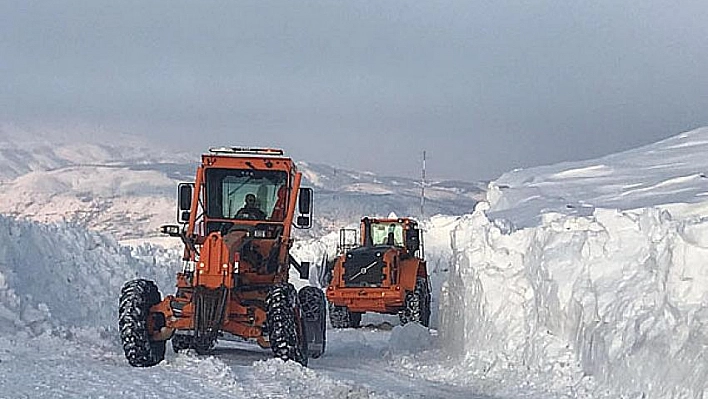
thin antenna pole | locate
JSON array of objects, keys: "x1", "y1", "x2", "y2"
[{"x1": 420, "y1": 150, "x2": 426, "y2": 218}]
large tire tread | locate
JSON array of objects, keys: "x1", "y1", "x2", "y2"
[
  {"x1": 328, "y1": 303, "x2": 361, "y2": 329},
  {"x1": 119, "y1": 279, "x2": 166, "y2": 367},
  {"x1": 399, "y1": 277, "x2": 431, "y2": 327},
  {"x1": 299, "y1": 286, "x2": 327, "y2": 358},
  {"x1": 266, "y1": 283, "x2": 308, "y2": 366}
]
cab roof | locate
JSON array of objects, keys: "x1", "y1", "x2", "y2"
[{"x1": 207, "y1": 147, "x2": 287, "y2": 158}]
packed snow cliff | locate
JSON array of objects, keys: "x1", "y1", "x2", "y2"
[
  {"x1": 0, "y1": 217, "x2": 178, "y2": 336},
  {"x1": 439, "y1": 127, "x2": 708, "y2": 398}
]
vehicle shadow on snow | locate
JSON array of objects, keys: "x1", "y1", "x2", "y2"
[
  {"x1": 206, "y1": 341, "x2": 274, "y2": 366},
  {"x1": 163, "y1": 340, "x2": 275, "y2": 368},
  {"x1": 166, "y1": 320, "x2": 432, "y2": 370}
]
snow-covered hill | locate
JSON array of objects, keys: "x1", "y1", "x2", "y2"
[
  {"x1": 0, "y1": 124, "x2": 194, "y2": 181},
  {"x1": 299, "y1": 162, "x2": 483, "y2": 231},
  {"x1": 0, "y1": 126, "x2": 482, "y2": 241}
]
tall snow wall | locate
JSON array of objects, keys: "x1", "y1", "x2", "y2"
[
  {"x1": 0, "y1": 216, "x2": 178, "y2": 336},
  {"x1": 440, "y1": 202, "x2": 708, "y2": 398}
]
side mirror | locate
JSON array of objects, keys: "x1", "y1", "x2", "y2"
[
  {"x1": 178, "y1": 183, "x2": 193, "y2": 211},
  {"x1": 298, "y1": 188, "x2": 312, "y2": 214},
  {"x1": 177, "y1": 183, "x2": 194, "y2": 223},
  {"x1": 295, "y1": 187, "x2": 313, "y2": 229},
  {"x1": 299, "y1": 261, "x2": 310, "y2": 280},
  {"x1": 160, "y1": 224, "x2": 182, "y2": 237}
]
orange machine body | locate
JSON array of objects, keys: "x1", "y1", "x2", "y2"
[
  {"x1": 325, "y1": 217, "x2": 426, "y2": 314},
  {"x1": 149, "y1": 148, "x2": 309, "y2": 346}
]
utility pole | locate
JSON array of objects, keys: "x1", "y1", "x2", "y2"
[{"x1": 420, "y1": 150, "x2": 426, "y2": 218}]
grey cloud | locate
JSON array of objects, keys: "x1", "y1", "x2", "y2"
[{"x1": 1, "y1": 0, "x2": 707, "y2": 180}]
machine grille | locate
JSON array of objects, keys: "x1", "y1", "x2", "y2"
[{"x1": 342, "y1": 246, "x2": 387, "y2": 287}]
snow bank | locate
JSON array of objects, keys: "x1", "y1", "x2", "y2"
[
  {"x1": 0, "y1": 215, "x2": 178, "y2": 336},
  {"x1": 441, "y1": 202, "x2": 708, "y2": 397}
]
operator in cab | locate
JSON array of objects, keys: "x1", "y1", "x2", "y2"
[{"x1": 235, "y1": 193, "x2": 266, "y2": 220}]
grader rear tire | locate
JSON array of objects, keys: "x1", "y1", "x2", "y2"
[
  {"x1": 266, "y1": 283, "x2": 308, "y2": 366},
  {"x1": 299, "y1": 286, "x2": 327, "y2": 358}
]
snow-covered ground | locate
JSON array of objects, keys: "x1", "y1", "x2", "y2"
[{"x1": 2, "y1": 127, "x2": 708, "y2": 398}]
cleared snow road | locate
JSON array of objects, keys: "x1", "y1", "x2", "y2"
[
  {"x1": 0, "y1": 328, "x2": 488, "y2": 399},
  {"x1": 215, "y1": 327, "x2": 488, "y2": 399}
]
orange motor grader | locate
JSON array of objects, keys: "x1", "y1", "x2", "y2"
[
  {"x1": 119, "y1": 147, "x2": 325, "y2": 367},
  {"x1": 324, "y1": 217, "x2": 431, "y2": 328}
]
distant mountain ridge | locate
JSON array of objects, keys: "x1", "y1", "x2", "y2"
[{"x1": 0, "y1": 128, "x2": 483, "y2": 241}]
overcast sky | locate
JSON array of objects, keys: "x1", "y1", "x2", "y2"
[{"x1": 1, "y1": 1, "x2": 707, "y2": 181}]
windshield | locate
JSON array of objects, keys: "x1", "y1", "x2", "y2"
[
  {"x1": 205, "y1": 168, "x2": 289, "y2": 221},
  {"x1": 370, "y1": 222, "x2": 404, "y2": 246}
]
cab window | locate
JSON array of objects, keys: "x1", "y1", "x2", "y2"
[
  {"x1": 205, "y1": 168, "x2": 288, "y2": 221},
  {"x1": 370, "y1": 222, "x2": 404, "y2": 246}
]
